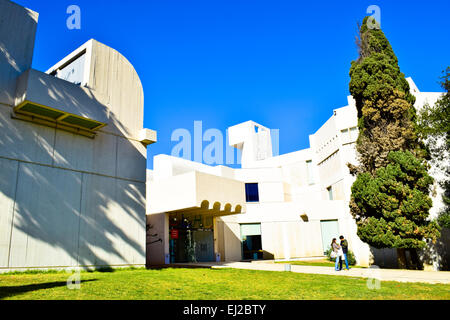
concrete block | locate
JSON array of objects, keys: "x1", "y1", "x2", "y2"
[
  {"x1": 53, "y1": 129, "x2": 117, "y2": 176},
  {"x1": 78, "y1": 174, "x2": 145, "y2": 266},
  {"x1": 223, "y1": 222, "x2": 242, "y2": 262},
  {"x1": 138, "y1": 128, "x2": 157, "y2": 146},
  {"x1": 0, "y1": 104, "x2": 55, "y2": 165},
  {"x1": 14, "y1": 69, "x2": 108, "y2": 125},
  {"x1": 9, "y1": 163, "x2": 82, "y2": 268},
  {"x1": 116, "y1": 136, "x2": 146, "y2": 182}
]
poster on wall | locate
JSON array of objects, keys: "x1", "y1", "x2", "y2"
[{"x1": 171, "y1": 229, "x2": 179, "y2": 240}]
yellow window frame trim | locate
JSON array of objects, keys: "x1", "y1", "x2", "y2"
[{"x1": 14, "y1": 100, "x2": 107, "y2": 132}]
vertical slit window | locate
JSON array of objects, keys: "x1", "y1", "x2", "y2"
[{"x1": 327, "y1": 186, "x2": 333, "y2": 200}]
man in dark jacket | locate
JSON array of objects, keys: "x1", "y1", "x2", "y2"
[{"x1": 339, "y1": 235, "x2": 350, "y2": 270}]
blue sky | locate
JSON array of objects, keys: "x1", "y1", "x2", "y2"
[{"x1": 15, "y1": 0, "x2": 450, "y2": 168}]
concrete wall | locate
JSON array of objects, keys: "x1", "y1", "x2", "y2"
[
  {"x1": 260, "y1": 221, "x2": 323, "y2": 259},
  {"x1": 0, "y1": 0, "x2": 38, "y2": 106},
  {"x1": 87, "y1": 40, "x2": 145, "y2": 139},
  {"x1": 0, "y1": 104, "x2": 147, "y2": 270},
  {"x1": 222, "y1": 221, "x2": 242, "y2": 262},
  {"x1": 195, "y1": 171, "x2": 246, "y2": 211},
  {"x1": 146, "y1": 213, "x2": 168, "y2": 266},
  {"x1": 228, "y1": 121, "x2": 273, "y2": 168},
  {"x1": 147, "y1": 169, "x2": 245, "y2": 214},
  {"x1": 0, "y1": 0, "x2": 150, "y2": 271}
]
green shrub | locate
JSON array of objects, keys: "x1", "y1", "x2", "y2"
[
  {"x1": 437, "y1": 211, "x2": 450, "y2": 229},
  {"x1": 324, "y1": 247, "x2": 356, "y2": 266}
]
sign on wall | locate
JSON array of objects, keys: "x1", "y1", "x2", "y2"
[{"x1": 171, "y1": 229, "x2": 179, "y2": 240}]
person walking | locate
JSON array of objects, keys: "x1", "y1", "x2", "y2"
[
  {"x1": 331, "y1": 238, "x2": 341, "y2": 271},
  {"x1": 339, "y1": 235, "x2": 350, "y2": 270}
]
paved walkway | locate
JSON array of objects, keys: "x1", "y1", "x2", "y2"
[{"x1": 171, "y1": 262, "x2": 450, "y2": 284}]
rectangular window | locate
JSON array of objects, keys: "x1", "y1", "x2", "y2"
[
  {"x1": 327, "y1": 186, "x2": 333, "y2": 200},
  {"x1": 54, "y1": 52, "x2": 86, "y2": 85},
  {"x1": 306, "y1": 160, "x2": 315, "y2": 185},
  {"x1": 241, "y1": 223, "x2": 261, "y2": 236},
  {"x1": 245, "y1": 183, "x2": 259, "y2": 202}
]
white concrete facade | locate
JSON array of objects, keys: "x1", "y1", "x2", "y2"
[
  {"x1": 2, "y1": 0, "x2": 446, "y2": 272},
  {"x1": 0, "y1": 0, "x2": 156, "y2": 271},
  {"x1": 147, "y1": 78, "x2": 445, "y2": 268}
]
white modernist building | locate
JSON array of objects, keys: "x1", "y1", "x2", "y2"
[
  {"x1": 147, "y1": 78, "x2": 446, "y2": 268},
  {"x1": 1, "y1": 0, "x2": 447, "y2": 272},
  {"x1": 0, "y1": 0, "x2": 156, "y2": 271}
]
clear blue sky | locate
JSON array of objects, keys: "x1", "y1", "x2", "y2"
[{"x1": 15, "y1": 0, "x2": 450, "y2": 168}]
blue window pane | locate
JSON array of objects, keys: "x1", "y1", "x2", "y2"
[{"x1": 245, "y1": 183, "x2": 259, "y2": 202}]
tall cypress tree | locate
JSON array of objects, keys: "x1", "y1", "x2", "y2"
[{"x1": 348, "y1": 17, "x2": 440, "y2": 268}]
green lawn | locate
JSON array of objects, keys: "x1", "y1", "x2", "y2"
[{"x1": 0, "y1": 267, "x2": 448, "y2": 300}]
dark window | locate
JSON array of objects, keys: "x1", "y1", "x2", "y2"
[
  {"x1": 245, "y1": 183, "x2": 259, "y2": 202},
  {"x1": 242, "y1": 235, "x2": 262, "y2": 260}
]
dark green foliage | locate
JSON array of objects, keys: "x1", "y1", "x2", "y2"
[
  {"x1": 348, "y1": 17, "x2": 440, "y2": 250},
  {"x1": 351, "y1": 151, "x2": 440, "y2": 248},
  {"x1": 437, "y1": 210, "x2": 450, "y2": 229},
  {"x1": 349, "y1": 17, "x2": 423, "y2": 174}
]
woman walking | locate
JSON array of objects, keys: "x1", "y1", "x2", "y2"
[{"x1": 331, "y1": 238, "x2": 341, "y2": 271}]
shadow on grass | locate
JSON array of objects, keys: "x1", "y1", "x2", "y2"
[
  {"x1": 86, "y1": 267, "x2": 115, "y2": 273},
  {"x1": 85, "y1": 266, "x2": 146, "y2": 273},
  {"x1": 0, "y1": 279, "x2": 98, "y2": 299},
  {"x1": 146, "y1": 264, "x2": 214, "y2": 270}
]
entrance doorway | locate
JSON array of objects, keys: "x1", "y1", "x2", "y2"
[
  {"x1": 193, "y1": 230, "x2": 214, "y2": 262},
  {"x1": 240, "y1": 223, "x2": 263, "y2": 260},
  {"x1": 169, "y1": 214, "x2": 215, "y2": 263},
  {"x1": 320, "y1": 219, "x2": 339, "y2": 254}
]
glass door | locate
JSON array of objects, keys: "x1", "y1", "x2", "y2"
[
  {"x1": 240, "y1": 223, "x2": 263, "y2": 260},
  {"x1": 320, "y1": 220, "x2": 339, "y2": 254}
]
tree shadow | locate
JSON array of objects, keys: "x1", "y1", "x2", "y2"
[
  {"x1": 86, "y1": 267, "x2": 115, "y2": 273},
  {"x1": 370, "y1": 247, "x2": 399, "y2": 269},
  {"x1": 420, "y1": 227, "x2": 450, "y2": 271},
  {"x1": 370, "y1": 230, "x2": 450, "y2": 270},
  {"x1": 0, "y1": 130, "x2": 146, "y2": 268},
  {"x1": 0, "y1": 279, "x2": 98, "y2": 299}
]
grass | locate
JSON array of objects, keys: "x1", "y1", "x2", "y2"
[{"x1": 0, "y1": 267, "x2": 449, "y2": 300}]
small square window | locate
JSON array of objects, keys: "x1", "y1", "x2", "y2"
[{"x1": 245, "y1": 183, "x2": 259, "y2": 202}]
